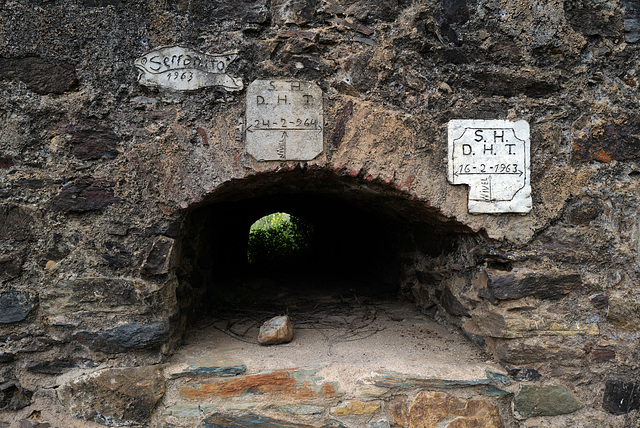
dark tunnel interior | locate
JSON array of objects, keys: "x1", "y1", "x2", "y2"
[{"x1": 176, "y1": 169, "x2": 467, "y2": 321}]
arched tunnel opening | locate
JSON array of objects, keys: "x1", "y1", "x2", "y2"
[
  {"x1": 176, "y1": 169, "x2": 471, "y2": 322},
  {"x1": 172, "y1": 168, "x2": 491, "y2": 378},
  {"x1": 183, "y1": 191, "x2": 404, "y2": 315}
]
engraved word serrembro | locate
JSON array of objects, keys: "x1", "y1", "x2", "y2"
[{"x1": 135, "y1": 46, "x2": 243, "y2": 92}]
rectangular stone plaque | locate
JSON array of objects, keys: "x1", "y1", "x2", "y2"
[
  {"x1": 246, "y1": 80, "x2": 323, "y2": 161},
  {"x1": 448, "y1": 120, "x2": 532, "y2": 214}
]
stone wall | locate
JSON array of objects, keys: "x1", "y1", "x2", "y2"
[{"x1": 1, "y1": 0, "x2": 640, "y2": 426}]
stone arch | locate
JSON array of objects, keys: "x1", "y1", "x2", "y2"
[{"x1": 173, "y1": 166, "x2": 487, "y2": 344}]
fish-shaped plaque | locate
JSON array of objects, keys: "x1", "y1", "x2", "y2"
[{"x1": 134, "y1": 46, "x2": 243, "y2": 92}]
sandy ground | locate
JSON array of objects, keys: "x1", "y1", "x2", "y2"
[{"x1": 168, "y1": 279, "x2": 497, "y2": 392}]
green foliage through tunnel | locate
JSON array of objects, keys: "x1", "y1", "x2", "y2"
[{"x1": 247, "y1": 212, "x2": 313, "y2": 265}]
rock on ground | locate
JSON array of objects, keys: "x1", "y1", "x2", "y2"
[{"x1": 259, "y1": 315, "x2": 294, "y2": 345}]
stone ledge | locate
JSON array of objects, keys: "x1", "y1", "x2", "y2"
[
  {"x1": 330, "y1": 400, "x2": 381, "y2": 416},
  {"x1": 361, "y1": 371, "x2": 493, "y2": 390},
  {"x1": 180, "y1": 367, "x2": 341, "y2": 400},
  {"x1": 198, "y1": 413, "x2": 346, "y2": 428},
  {"x1": 166, "y1": 357, "x2": 247, "y2": 379},
  {"x1": 73, "y1": 321, "x2": 171, "y2": 353},
  {"x1": 41, "y1": 277, "x2": 165, "y2": 316}
]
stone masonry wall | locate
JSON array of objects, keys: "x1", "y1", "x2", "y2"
[{"x1": 1, "y1": 0, "x2": 640, "y2": 426}]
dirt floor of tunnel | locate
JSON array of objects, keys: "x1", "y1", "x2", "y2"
[{"x1": 162, "y1": 279, "x2": 498, "y2": 403}]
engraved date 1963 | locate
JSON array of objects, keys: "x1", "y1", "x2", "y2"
[
  {"x1": 166, "y1": 71, "x2": 194, "y2": 82},
  {"x1": 456, "y1": 163, "x2": 520, "y2": 174}
]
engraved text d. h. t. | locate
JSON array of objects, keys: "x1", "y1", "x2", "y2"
[{"x1": 246, "y1": 80, "x2": 323, "y2": 161}]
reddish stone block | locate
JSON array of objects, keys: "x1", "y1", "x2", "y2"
[
  {"x1": 180, "y1": 367, "x2": 340, "y2": 400},
  {"x1": 331, "y1": 100, "x2": 354, "y2": 148},
  {"x1": 566, "y1": 198, "x2": 604, "y2": 225},
  {"x1": 592, "y1": 348, "x2": 616, "y2": 362},
  {"x1": 0, "y1": 156, "x2": 13, "y2": 168},
  {"x1": 197, "y1": 127, "x2": 210, "y2": 148},
  {"x1": 48, "y1": 120, "x2": 119, "y2": 161},
  {"x1": 51, "y1": 178, "x2": 120, "y2": 212},
  {"x1": 572, "y1": 114, "x2": 640, "y2": 162}
]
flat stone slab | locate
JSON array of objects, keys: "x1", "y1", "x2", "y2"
[
  {"x1": 73, "y1": 321, "x2": 170, "y2": 353},
  {"x1": 263, "y1": 404, "x2": 325, "y2": 416},
  {"x1": 484, "y1": 269, "x2": 583, "y2": 301},
  {"x1": 330, "y1": 400, "x2": 381, "y2": 416},
  {"x1": 448, "y1": 119, "x2": 531, "y2": 214},
  {"x1": 180, "y1": 366, "x2": 341, "y2": 400},
  {"x1": 167, "y1": 357, "x2": 247, "y2": 379},
  {"x1": 246, "y1": 80, "x2": 323, "y2": 161},
  {"x1": 163, "y1": 403, "x2": 219, "y2": 418},
  {"x1": 361, "y1": 371, "x2": 493, "y2": 389},
  {"x1": 42, "y1": 276, "x2": 162, "y2": 316},
  {"x1": 514, "y1": 384, "x2": 583, "y2": 419},
  {"x1": 163, "y1": 402, "x2": 270, "y2": 418},
  {"x1": 199, "y1": 413, "x2": 345, "y2": 428}
]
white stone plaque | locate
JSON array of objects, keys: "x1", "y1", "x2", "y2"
[
  {"x1": 246, "y1": 80, "x2": 323, "y2": 161},
  {"x1": 448, "y1": 120, "x2": 531, "y2": 214},
  {"x1": 134, "y1": 46, "x2": 243, "y2": 92}
]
